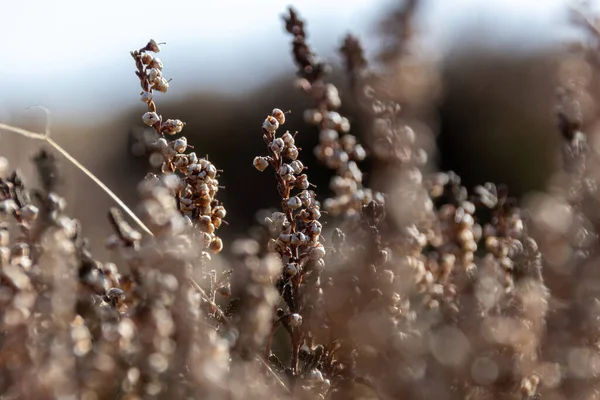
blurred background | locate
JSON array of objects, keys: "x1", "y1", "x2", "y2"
[{"x1": 0, "y1": 0, "x2": 588, "y2": 259}]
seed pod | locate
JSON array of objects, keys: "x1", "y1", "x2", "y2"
[
  {"x1": 141, "y1": 53, "x2": 153, "y2": 65},
  {"x1": 270, "y1": 138, "x2": 285, "y2": 154},
  {"x1": 142, "y1": 112, "x2": 160, "y2": 126},
  {"x1": 290, "y1": 160, "x2": 304, "y2": 174},
  {"x1": 145, "y1": 39, "x2": 161, "y2": 53},
  {"x1": 281, "y1": 131, "x2": 295, "y2": 146},
  {"x1": 205, "y1": 164, "x2": 217, "y2": 179},
  {"x1": 253, "y1": 156, "x2": 269, "y2": 172},
  {"x1": 141, "y1": 91, "x2": 153, "y2": 103},
  {"x1": 173, "y1": 137, "x2": 187, "y2": 153},
  {"x1": 154, "y1": 77, "x2": 169, "y2": 93},
  {"x1": 285, "y1": 146, "x2": 299, "y2": 160},
  {"x1": 279, "y1": 164, "x2": 293, "y2": 176},
  {"x1": 209, "y1": 237, "x2": 223, "y2": 253},
  {"x1": 262, "y1": 115, "x2": 279, "y2": 134},
  {"x1": 161, "y1": 119, "x2": 184, "y2": 135},
  {"x1": 272, "y1": 108, "x2": 286, "y2": 125},
  {"x1": 213, "y1": 206, "x2": 226, "y2": 219},
  {"x1": 148, "y1": 68, "x2": 161, "y2": 83},
  {"x1": 308, "y1": 220, "x2": 322, "y2": 236},
  {"x1": 287, "y1": 196, "x2": 302, "y2": 210},
  {"x1": 149, "y1": 57, "x2": 163, "y2": 70},
  {"x1": 295, "y1": 174, "x2": 309, "y2": 190}
]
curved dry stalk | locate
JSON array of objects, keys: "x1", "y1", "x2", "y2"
[{"x1": 0, "y1": 122, "x2": 153, "y2": 237}]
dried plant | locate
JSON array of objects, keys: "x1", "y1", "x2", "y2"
[{"x1": 3, "y1": 4, "x2": 600, "y2": 400}]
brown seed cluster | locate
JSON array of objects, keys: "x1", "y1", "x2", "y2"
[
  {"x1": 284, "y1": 8, "x2": 379, "y2": 221},
  {"x1": 131, "y1": 40, "x2": 225, "y2": 257},
  {"x1": 254, "y1": 109, "x2": 328, "y2": 379}
]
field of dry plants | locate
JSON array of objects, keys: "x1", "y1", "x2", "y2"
[{"x1": 2, "y1": 2, "x2": 600, "y2": 400}]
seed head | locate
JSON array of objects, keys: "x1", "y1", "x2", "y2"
[
  {"x1": 161, "y1": 119, "x2": 184, "y2": 135},
  {"x1": 145, "y1": 39, "x2": 162, "y2": 53},
  {"x1": 272, "y1": 108, "x2": 286, "y2": 125},
  {"x1": 287, "y1": 196, "x2": 302, "y2": 210},
  {"x1": 270, "y1": 138, "x2": 285, "y2": 154},
  {"x1": 253, "y1": 156, "x2": 269, "y2": 172},
  {"x1": 154, "y1": 77, "x2": 169, "y2": 93},
  {"x1": 140, "y1": 91, "x2": 153, "y2": 103},
  {"x1": 142, "y1": 112, "x2": 160, "y2": 126},
  {"x1": 173, "y1": 137, "x2": 187, "y2": 153},
  {"x1": 262, "y1": 115, "x2": 279, "y2": 134}
]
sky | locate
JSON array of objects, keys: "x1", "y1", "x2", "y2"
[{"x1": 0, "y1": 0, "x2": 580, "y2": 121}]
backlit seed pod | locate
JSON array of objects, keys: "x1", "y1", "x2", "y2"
[
  {"x1": 307, "y1": 206, "x2": 321, "y2": 220},
  {"x1": 209, "y1": 237, "x2": 223, "y2": 253},
  {"x1": 290, "y1": 160, "x2": 304, "y2": 174},
  {"x1": 198, "y1": 216, "x2": 215, "y2": 234},
  {"x1": 141, "y1": 53, "x2": 153, "y2": 65},
  {"x1": 287, "y1": 196, "x2": 302, "y2": 210},
  {"x1": 141, "y1": 91, "x2": 153, "y2": 103},
  {"x1": 270, "y1": 138, "x2": 285, "y2": 154},
  {"x1": 148, "y1": 68, "x2": 161, "y2": 83},
  {"x1": 253, "y1": 156, "x2": 269, "y2": 172},
  {"x1": 145, "y1": 39, "x2": 161, "y2": 53},
  {"x1": 272, "y1": 108, "x2": 286, "y2": 125},
  {"x1": 289, "y1": 313, "x2": 303, "y2": 327},
  {"x1": 281, "y1": 131, "x2": 295, "y2": 146},
  {"x1": 154, "y1": 77, "x2": 169, "y2": 93},
  {"x1": 187, "y1": 163, "x2": 201, "y2": 175},
  {"x1": 279, "y1": 164, "x2": 293, "y2": 176},
  {"x1": 295, "y1": 174, "x2": 309, "y2": 190},
  {"x1": 149, "y1": 58, "x2": 163, "y2": 70},
  {"x1": 161, "y1": 119, "x2": 184, "y2": 135},
  {"x1": 298, "y1": 190, "x2": 313, "y2": 206},
  {"x1": 285, "y1": 146, "x2": 299, "y2": 160},
  {"x1": 213, "y1": 206, "x2": 226, "y2": 219},
  {"x1": 173, "y1": 137, "x2": 187, "y2": 153},
  {"x1": 142, "y1": 112, "x2": 160, "y2": 126},
  {"x1": 284, "y1": 263, "x2": 298, "y2": 277},
  {"x1": 205, "y1": 164, "x2": 217, "y2": 179},
  {"x1": 213, "y1": 217, "x2": 222, "y2": 229},
  {"x1": 262, "y1": 115, "x2": 279, "y2": 133},
  {"x1": 282, "y1": 173, "x2": 295, "y2": 183},
  {"x1": 308, "y1": 220, "x2": 322, "y2": 236}
]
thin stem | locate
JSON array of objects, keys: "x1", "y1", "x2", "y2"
[{"x1": 0, "y1": 123, "x2": 153, "y2": 237}]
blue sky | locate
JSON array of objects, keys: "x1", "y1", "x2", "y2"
[{"x1": 0, "y1": 0, "x2": 578, "y2": 120}]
